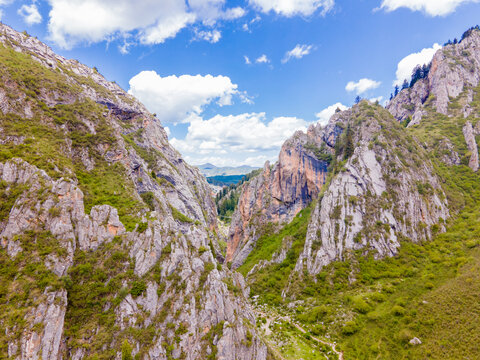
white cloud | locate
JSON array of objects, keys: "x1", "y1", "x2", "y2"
[
  {"x1": 249, "y1": 0, "x2": 335, "y2": 16},
  {"x1": 170, "y1": 113, "x2": 308, "y2": 166},
  {"x1": 315, "y1": 102, "x2": 348, "y2": 125},
  {"x1": 164, "y1": 126, "x2": 171, "y2": 137},
  {"x1": 244, "y1": 55, "x2": 251, "y2": 64},
  {"x1": 128, "y1": 71, "x2": 242, "y2": 124},
  {"x1": 345, "y1": 78, "x2": 381, "y2": 95},
  {"x1": 18, "y1": 3, "x2": 42, "y2": 25},
  {"x1": 46, "y1": 0, "x2": 243, "y2": 49},
  {"x1": 393, "y1": 43, "x2": 441, "y2": 86},
  {"x1": 369, "y1": 96, "x2": 384, "y2": 103},
  {"x1": 379, "y1": 0, "x2": 479, "y2": 16},
  {"x1": 282, "y1": 44, "x2": 314, "y2": 63},
  {"x1": 256, "y1": 54, "x2": 270, "y2": 63},
  {"x1": 222, "y1": 6, "x2": 246, "y2": 20},
  {"x1": 193, "y1": 29, "x2": 221, "y2": 43}
]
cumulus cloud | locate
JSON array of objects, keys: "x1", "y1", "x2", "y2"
[
  {"x1": 256, "y1": 54, "x2": 270, "y2": 63},
  {"x1": 249, "y1": 0, "x2": 335, "y2": 16},
  {"x1": 170, "y1": 113, "x2": 308, "y2": 166},
  {"x1": 193, "y1": 29, "x2": 221, "y2": 43},
  {"x1": 244, "y1": 55, "x2": 251, "y2": 64},
  {"x1": 345, "y1": 78, "x2": 381, "y2": 95},
  {"x1": 393, "y1": 43, "x2": 441, "y2": 86},
  {"x1": 128, "y1": 71, "x2": 242, "y2": 124},
  {"x1": 379, "y1": 0, "x2": 479, "y2": 16},
  {"x1": 315, "y1": 102, "x2": 348, "y2": 125},
  {"x1": 46, "y1": 0, "x2": 244, "y2": 49},
  {"x1": 282, "y1": 44, "x2": 314, "y2": 63},
  {"x1": 18, "y1": 3, "x2": 42, "y2": 25},
  {"x1": 369, "y1": 96, "x2": 384, "y2": 104}
]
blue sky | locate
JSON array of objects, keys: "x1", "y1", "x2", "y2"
[{"x1": 2, "y1": 0, "x2": 480, "y2": 166}]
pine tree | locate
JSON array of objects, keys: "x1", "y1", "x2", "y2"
[
  {"x1": 394, "y1": 85, "x2": 399, "y2": 96},
  {"x1": 355, "y1": 96, "x2": 361, "y2": 104},
  {"x1": 344, "y1": 125, "x2": 354, "y2": 160}
]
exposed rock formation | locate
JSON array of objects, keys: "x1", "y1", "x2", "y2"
[
  {"x1": 295, "y1": 104, "x2": 449, "y2": 276},
  {"x1": 227, "y1": 125, "x2": 330, "y2": 269},
  {"x1": 387, "y1": 28, "x2": 480, "y2": 123},
  {"x1": 463, "y1": 121, "x2": 479, "y2": 172},
  {"x1": 0, "y1": 24, "x2": 266, "y2": 360}
]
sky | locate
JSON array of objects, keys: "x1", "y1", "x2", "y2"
[{"x1": 1, "y1": 0, "x2": 480, "y2": 167}]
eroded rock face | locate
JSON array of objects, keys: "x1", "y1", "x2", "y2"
[
  {"x1": 295, "y1": 105, "x2": 449, "y2": 277},
  {"x1": 387, "y1": 29, "x2": 480, "y2": 122},
  {"x1": 0, "y1": 23, "x2": 266, "y2": 360},
  {"x1": 463, "y1": 121, "x2": 479, "y2": 172},
  {"x1": 227, "y1": 125, "x2": 330, "y2": 269}
]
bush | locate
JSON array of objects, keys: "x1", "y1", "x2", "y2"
[
  {"x1": 392, "y1": 305, "x2": 406, "y2": 316},
  {"x1": 342, "y1": 321, "x2": 359, "y2": 335},
  {"x1": 121, "y1": 340, "x2": 133, "y2": 360},
  {"x1": 137, "y1": 222, "x2": 148, "y2": 233},
  {"x1": 140, "y1": 192, "x2": 155, "y2": 211},
  {"x1": 130, "y1": 280, "x2": 147, "y2": 297},
  {"x1": 353, "y1": 298, "x2": 372, "y2": 314},
  {"x1": 397, "y1": 329, "x2": 413, "y2": 344}
]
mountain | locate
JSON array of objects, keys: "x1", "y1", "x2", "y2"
[
  {"x1": 0, "y1": 24, "x2": 267, "y2": 359},
  {"x1": 196, "y1": 163, "x2": 259, "y2": 177},
  {"x1": 226, "y1": 26, "x2": 480, "y2": 359}
]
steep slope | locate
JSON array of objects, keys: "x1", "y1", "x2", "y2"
[
  {"x1": 0, "y1": 24, "x2": 266, "y2": 359},
  {"x1": 295, "y1": 103, "x2": 449, "y2": 277},
  {"x1": 387, "y1": 26, "x2": 480, "y2": 125},
  {"x1": 227, "y1": 125, "x2": 330, "y2": 269}
]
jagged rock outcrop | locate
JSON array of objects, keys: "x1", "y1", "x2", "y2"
[
  {"x1": 387, "y1": 28, "x2": 480, "y2": 123},
  {"x1": 227, "y1": 125, "x2": 330, "y2": 269},
  {"x1": 463, "y1": 121, "x2": 479, "y2": 171},
  {"x1": 295, "y1": 103, "x2": 449, "y2": 276},
  {"x1": 436, "y1": 138, "x2": 461, "y2": 166},
  {"x1": 0, "y1": 24, "x2": 266, "y2": 360}
]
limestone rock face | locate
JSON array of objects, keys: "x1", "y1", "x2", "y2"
[
  {"x1": 0, "y1": 24, "x2": 266, "y2": 360},
  {"x1": 463, "y1": 121, "x2": 479, "y2": 172},
  {"x1": 227, "y1": 124, "x2": 330, "y2": 269},
  {"x1": 387, "y1": 29, "x2": 480, "y2": 122},
  {"x1": 295, "y1": 104, "x2": 449, "y2": 276}
]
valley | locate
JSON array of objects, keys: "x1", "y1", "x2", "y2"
[{"x1": 1, "y1": 18, "x2": 480, "y2": 360}]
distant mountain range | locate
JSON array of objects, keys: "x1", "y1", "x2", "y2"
[{"x1": 196, "y1": 163, "x2": 259, "y2": 177}]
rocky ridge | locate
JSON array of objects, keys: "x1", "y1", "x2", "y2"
[
  {"x1": 0, "y1": 24, "x2": 266, "y2": 359},
  {"x1": 227, "y1": 124, "x2": 330, "y2": 269},
  {"x1": 294, "y1": 104, "x2": 449, "y2": 277},
  {"x1": 387, "y1": 28, "x2": 480, "y2": 124}
]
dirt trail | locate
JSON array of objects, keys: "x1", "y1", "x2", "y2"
[{"x1": 256, "y1": 310, "x2": 344, "y2": 360}]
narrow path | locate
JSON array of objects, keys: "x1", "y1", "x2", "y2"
[{"x1": 256, "y1": 310, "x2": 344, "y2": 360}]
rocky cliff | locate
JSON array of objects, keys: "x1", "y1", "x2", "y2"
[
  {"x1": 295, "y1": 103, "x2": 449, "y2": 276},
  {"x1": 387, "y1": 28, "x2": 480, "y2": 124},
  {"x1": 227, "y1": 124, "x2": 330, "y2": 269},
  {"x1": 0, "y1": 24, "x2": 266, "y2": 359}
]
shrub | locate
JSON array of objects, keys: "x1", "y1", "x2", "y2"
[
  {"x1": 140, "y1": 192, "x2": 155, "y2": 211},
  {"x1": 121, "y1": 340, "x2": 133, "y2": 360},
  {"x1": 353, "y1": 298, "x2": 371, "y2": 314},
  {"x1": 137, "y1": 222, "x2": 148, "y2": 233},
  {"x1": 392, "y1": 305, "x2": 406, "y2": 316},
  {"x1": 130, "y1": 280, "x2": 147, "y2": 297},
  {"x1": 342, "y1": 321, "x2": 359, "y2": 335},
  {"x1": 397, "y1": 329, "x2": 413, "y2": 344}
]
